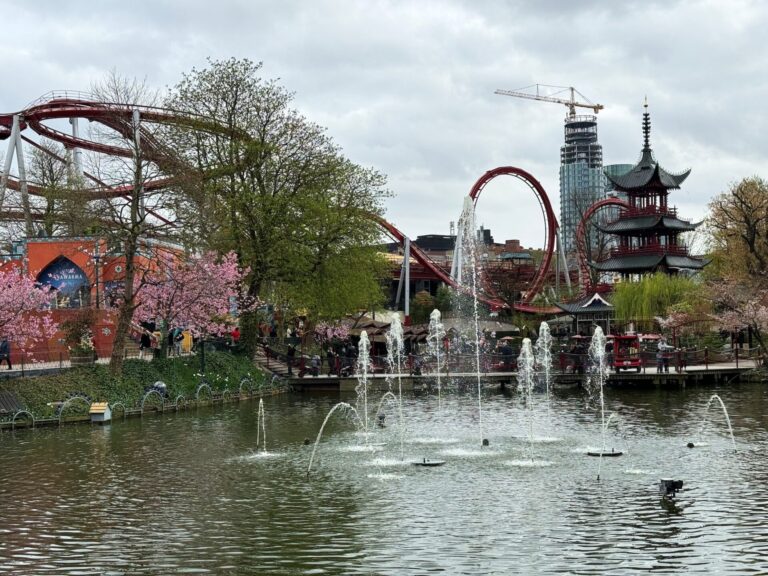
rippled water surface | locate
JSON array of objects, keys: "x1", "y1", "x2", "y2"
[{"x1": 2, "y1": 383, "x2": 768, "y2": 575}]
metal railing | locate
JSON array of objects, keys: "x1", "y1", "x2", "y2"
[{"x1": 258, "y1": 341, "x2": 763, "y2": 379}]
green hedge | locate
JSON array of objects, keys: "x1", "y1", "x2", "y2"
[{"x1": 0, "y1": 351, "x2": 276, "y2": 420}]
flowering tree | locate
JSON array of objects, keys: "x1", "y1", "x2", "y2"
[
  {"x1": 0, "y1": 268, "x2": 58, "y2": 350},
  {"x1": 313, "y1": 321, "x2": 350, "y2": 346},
  {"x1": 132, "y1": 251, "x2": 252, "y2": 354},
  {"x1": 708, "y1": 280, "x2": 768, "y2": 360}
]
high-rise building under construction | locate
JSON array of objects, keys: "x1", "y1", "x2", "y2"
[{"x1": 558, "y1": 115, "x2": 605, "y2": 256}]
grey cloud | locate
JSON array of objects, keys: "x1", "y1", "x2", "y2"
[{"x1": 1, "y1": 0, "x2": 768, "y2": 246}]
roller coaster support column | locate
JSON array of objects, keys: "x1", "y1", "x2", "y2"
[
  {"x1": 557, "y1": 228, "x2": 571, "y2": 291},
  {"x1": 450, "y1": 220, "x2": 463, "y2": 282},
  {"x1": 0, "y1": 115, "x2": 34, "y2": 236},
  {"x1": 0, "y1": 114, "x2": 34, "y2": 235},
  {"x1": 69, "y1": 117, "x2": 84, "y2": 179},
  {"x1": 0, "y1": 117, "x2": 14, "y2": 212},
  {"x1": 394, "y1": 248, "x2": 405, "y2": 310},
  {"x1": 132, "y1": 109, "x2": 147, "y2": 220},
  {"x1": 404, "y1": 237, "x2": 411, "y2": 325}
]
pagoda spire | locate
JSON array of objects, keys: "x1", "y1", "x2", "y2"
[{"x1": 642, "y1": 97, "x2": 651, "y2": 150}]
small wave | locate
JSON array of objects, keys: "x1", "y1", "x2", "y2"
[
  {"x1": 529, "y1": 436, "x2": 562, "y2": 444},
  {"x1": 367, "y1": 472, "x2": 404, "y2": 480},
  {"x1": 504, "y1": 459, "x2": 555, "y2": 468},
  {"x1": 365, "y1": 458, "x2": 409, "y2": 467},
  {"x1": 339, "y1": 445, "x2": 380, "y2": 453},
  {"x1": 233, "y1": 451, "x2": 283, "y2": 462},
  {"x1": 440, "y1": 448, "x2": 501, "y2": 458},
  {"x1": 624, "y1": 468, "x2": 656, "y2": 475},
  {"x1": 410, "y1": 437, "x2": 460, "y2": 445}
]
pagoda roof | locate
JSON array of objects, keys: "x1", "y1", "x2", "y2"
[
  {"x1": 605, "y1": 148, "x2": 690, "y2": 191},
  {"x1": 606, "y1": 103, "x2": 691, "y2": 191},
  {"x1": 591, "y1": 253, "x2": 708, "y2": 273},
  {"x1": 596, "y1": 214, "x2": 700, "y2": 235},
  {"x1": 556, "y1": 292, "x2": 614, "y2": 314}
]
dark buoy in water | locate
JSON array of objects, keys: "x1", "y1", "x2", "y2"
[
  {"x1": 660, "y1": 478, "x2": 684, "y2": 498},
  {"x1": 376, "y1": 413, "x2": 386, "y2": 428},
  {"x1": 412, "y1": 458, "x2": 446, "y2": 467},
  {"x1": 687, "y1": 442, "x2": 695, "y2": 448},
  {"x1": 482, "y1": 438, "x2": 490, "y2": 447},
  {"x1": 303, "y1": 438, "x2": 311, "y2": 446}
]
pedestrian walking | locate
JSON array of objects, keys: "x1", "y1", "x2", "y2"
[{"x1": 0, "y1": 337, "x2": 11, "y2": 370}]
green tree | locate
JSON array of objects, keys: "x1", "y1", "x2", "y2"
[
  {"x1": 410, "y1": 290, "x2": 435, "y2": 325},
  {"x1": 434, "y1": 284, "x2": 453, "y2": 313},
  {"x1": 164, "y1": 58, "x2": 390, "y2": 349},
  {"x1": 707, "y1": 176, "x2": 768, "y2": 284}
]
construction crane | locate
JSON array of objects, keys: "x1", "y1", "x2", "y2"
[{"x1": 495, "y1": 84, "x2": 603, "y2": 119}]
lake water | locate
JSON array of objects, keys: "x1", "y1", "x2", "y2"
[{"x1": 1, "y1": 382, "x2": 767, "y2": 575}]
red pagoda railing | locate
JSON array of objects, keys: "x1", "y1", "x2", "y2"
[
  {"x1": 609, "y1": 244, "x2": 689, "y2": 258},
  {"x1": 621, "y1": 205, "x2": 679, "y2": 218}
]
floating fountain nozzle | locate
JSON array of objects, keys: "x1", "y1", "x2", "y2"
[
  {"x1": 686, "y1": 442, "x2": 695, "y2": 448},
  {"x1": 377, "y1": 413, "x2": 386, "y2": 428},
  {"x1": 659, "y1": 479, "x2": 684, "y2": 498},
  {"x1": 482, "y1": 438, "x2": 490, "y2": 447}
]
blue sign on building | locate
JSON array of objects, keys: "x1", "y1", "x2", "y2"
[{"x1": 37, "y1": 257, "x2": 89, "y2": 307}]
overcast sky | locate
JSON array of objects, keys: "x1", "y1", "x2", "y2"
[{"x1": 2, "y1": 0, "x2": 766, "y2": 248}]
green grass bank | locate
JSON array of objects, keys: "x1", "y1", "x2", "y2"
[{"x1": 0, "y1": 351, "x2": 283, "y2": 421}]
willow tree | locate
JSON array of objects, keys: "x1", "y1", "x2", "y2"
[
  {"x1": 612, "y1": 272, "x2": 708, "y2": 329},
  {"x1": 164, "y1": 58, "x2": 390, "y2": 350}
]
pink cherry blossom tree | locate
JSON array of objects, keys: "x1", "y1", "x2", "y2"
[
  {"x1": 133, "y1": 251, "x2": 252, "y2": 355},
  {"x1": 313, "y1": 321, "x2": 350, "y2": 346},
  {"x1": 0, "y1": 268, "x2": 58, "y2": 350},
  {"x1": 708, "y1": 280, "x2": 768, "y2": 361}
]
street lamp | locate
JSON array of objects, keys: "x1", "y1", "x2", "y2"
[{"x1": 91, "y1": 244, "x2": 102, "y2": 309}]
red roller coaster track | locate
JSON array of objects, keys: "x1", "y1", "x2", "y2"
[
  {"x1": 377, "y1": 166, "x2": 561, "y2": 314},
  {"x1": 575, "y1": 197, "x2": 630, "y2": 294},
  {"x1": 0, "y1": 93, "x2": 228, "y2": 225},
  {"x1": 2, "y1": 94, "x2": 562, "y2": 314}
]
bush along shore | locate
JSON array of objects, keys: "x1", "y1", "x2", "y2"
[{"x1": 0, "y1": 351, "x2": 286, "y2": 427}]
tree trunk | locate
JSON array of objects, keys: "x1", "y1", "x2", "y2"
[
  {"x1": 109, "y1": 138, "x2": 143, "y2": 375},
  {"x1": 109, "y1": 235, "x2": 137, "y2": 375}
]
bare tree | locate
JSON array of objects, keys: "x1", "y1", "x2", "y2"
[
  {"x1": 89, "y1": 71, "x2": 181, "y2": 374},
  {"x1": 26, "y1": 141, "x2": 94, "y2": 237}
]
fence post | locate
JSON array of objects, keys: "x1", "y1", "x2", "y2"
[
  {"x1": 735, "y1": 345, "x2": 739, "y2": 368},
  {"x1": 704, "y1": 347, "x2": 709, "y2": 370},
  {"x1": 21, "y1": 352, "x2": 25, "y2": 377}
]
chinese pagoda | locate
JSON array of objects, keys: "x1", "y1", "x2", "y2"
[{"x1": 592, "y1": 101, "x2": 707, "y2": 278}]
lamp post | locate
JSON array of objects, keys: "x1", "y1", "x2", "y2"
[{"x1": 91, "y1": 244, "x2": 101, "y2": 309}]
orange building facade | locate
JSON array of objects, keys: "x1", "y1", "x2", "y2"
[{"x1": 0, "y1": 236, "x2": 163, "y2": 364}]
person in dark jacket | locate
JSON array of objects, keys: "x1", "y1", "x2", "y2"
[
  {"x1": 286, "y1": 344, "x2": 296, "y2": 376},
  {"x1": 0, "y1": 337, "x2": 11, "y2": 369}
]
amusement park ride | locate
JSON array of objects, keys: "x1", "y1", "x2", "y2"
[{"x1": 0, "y1": 91, "x2": 613, "y2": 316}]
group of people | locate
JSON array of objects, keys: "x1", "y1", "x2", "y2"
[
  {"x1": 137, "y1": 323, "x2": 187, "y2": 359},
  {"x1": 282, "y1": 340, "x2": 358, "y2": 377}
]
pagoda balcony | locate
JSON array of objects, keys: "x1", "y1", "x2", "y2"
[
  {"x1": 621, "y1": 205, "x2": 679, "y2": 218},
  {"x1": 608, "y1": 244, "x2": 689, "y2": 258}
]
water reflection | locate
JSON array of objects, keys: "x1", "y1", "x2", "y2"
[{"x1": 0, "y1": 385, "x2": 767, "y2": 574}]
